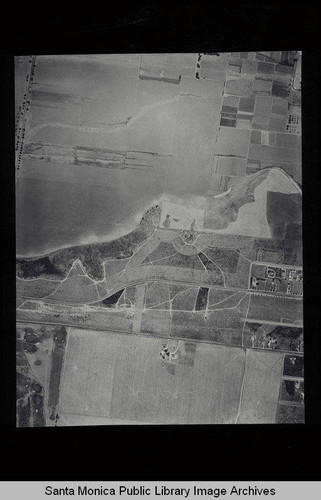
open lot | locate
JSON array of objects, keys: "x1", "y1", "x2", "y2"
[
  {"x1": 58, "y1": 329, "x2": 253, "y2": 424},
  {"x1": 248, "y1": 294, "x2": 303, "y2": 324},
  {"x1": 236, "y1": 349, "x2": 283, "y2": 423},
  {"x1": 17, "y1": 277, "x2": 61, "y2": 299},
  {"x1": 58, "y1": 327, "x2": 283, "y2": 425}
]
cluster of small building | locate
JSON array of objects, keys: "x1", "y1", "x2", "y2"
[
  {"x1": 159, "y1": 343, "x2": 180, "y2": 364},
  {"x1": 250, "y1": 265, "x2": 303, "y2": 296}
]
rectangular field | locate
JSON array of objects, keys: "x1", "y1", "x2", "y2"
[
  {"x1": 247, "y1": 294, "x2": 303, "y2": 324},
  {"x1": 58, "y1": 328, "x2": 273, "y2": 425},
  {"x1": 59, "y1": 329, "x2": 120, "y2": 417},
  {"x1": 236, "y1": 349, "x2": 283, "y2": 423}
]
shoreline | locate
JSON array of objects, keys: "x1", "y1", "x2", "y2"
[{"x1": 16, "y1": 199, "x2": 162, "y2": 260}]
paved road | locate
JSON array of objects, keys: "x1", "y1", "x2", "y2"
[{"x1": 245, "y1": 318, "x2": 303, "y2": 328}]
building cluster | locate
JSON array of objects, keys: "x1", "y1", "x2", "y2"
[{"x1": 250, "y1": 265, "x2": 303, "y2": 296}]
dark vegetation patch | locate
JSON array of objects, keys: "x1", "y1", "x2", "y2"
[
  {"x1": 16, "y1": 341, "x2": 28, "y2": 366},
  {"x1": 53, "y1": 326, "x2": 67, "y2": 347},
  {"x1": 17, "y1": 398, "x2": 31, "y2": 427},
  {"x1": 17, "y1": 371, "x2": 30, "y2": 388},
  {"x1": 281, "y1": 380, "x2": 304, "y2": 402},
  {"x1": 267, "y1": 325, "x2": 303, "y2": 351},
  {"x1": 102, "y1": 289, "x2": 124, "y2": 307},
  {"x1": 284, "y1": 379, "x2": 296, "y2": 396},
  {"x1": 283, "y1": 354, "x2": 304, "y2": 377},
  {"x1": 277, "y1": 404, "x2": 304, "y2": 423},
  {"x1": 283, "y1": 240, "x2": 302, "y2": 266},
  {"x1": 24, "y1": 343, "x2": 38, "y2": 353},
  {"x1": 24, "y1": 328, "x2": 39, "y2": 343},
  {"x1": 246, "y1": 322, "x2": 263, "y2": 333},
  {"x1": 31, "y1": 381, "x2": 42, "y2": 393},
  {"x1": 285, "y1": 223, "x2": 302, "y2": 241},
  {"x1": 195, "y1": 287, "x2": 209, "y2": 311},
  {"x1": 17, "y1": 257, "x2": 63, "y2": 280},
  {"x1": 16, "y1": 340, "x2": 46, "y2": 427},
  {"x1": 48, "y1": 344, "x2": 64, "y2": 420},
  {"x1": 266, "y1": 192, "x2": 302, "y2": 239}
]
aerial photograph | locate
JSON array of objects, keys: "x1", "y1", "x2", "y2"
[{"x1": 15, "y1": 51, "x2": 303, "y2": 426}]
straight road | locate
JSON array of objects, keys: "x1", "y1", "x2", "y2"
[
  {"x1": 16, "y1": 276, "x2": 303, "y2": 307},
  {"x1": 16, "y1": 318, "x2": 300, "y2": 356}
]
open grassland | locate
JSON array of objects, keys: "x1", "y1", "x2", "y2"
[
  {"x1": 248, "y1": 294, "x2": 303, "y2": 324},
  {"x1": 171, "y1": 287, "x2": 199, "y2": 311},
  {"x1": 145, "y1": 282, "x2": 170, "y2": 308},
  {"x1": 59, "y1": 329, "x2": 120, "y2": 417},
  {"x1": 187, "y1": 344, "x2": 246, "y2": 424},
  {"x1": 225, "y1": 257, "x2": 251, "y2": 289},
  {"x1": 17, "y1": 277, "x2": 61, "y2": 299},
  {"x1": 170, "y1": 309, "x2": 245, "y2": 345},
  {"x1": 236, "y1": 350, "x2": 283, "y2": 423},
  {"x1": 48, "y1": 274, "x2": 99, "y2": 303},
  {"x1": 59, "y1": 329, "x2": 249, "y2": 424}
]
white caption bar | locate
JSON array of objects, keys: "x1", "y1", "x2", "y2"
[{"x1": 0, "y1": 482, "x2": 319, "y2": 499}]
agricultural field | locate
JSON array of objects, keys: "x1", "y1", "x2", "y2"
[
  {"x1": 247, "y1": 294, "x2": 303, "y2": 325},
  {"x1": 236, "y1": 350, "x2": 284, "y2": 423},
  {"x1": 169, "y1": 299, "x2": 247, "y2": 345},
  {"x1": 57, "y1": 328, "x2": 284, "y2": 425}
]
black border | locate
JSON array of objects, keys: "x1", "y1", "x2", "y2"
[{"x1": 1, "y1": 4, "x2": 321, "y2": 482}]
